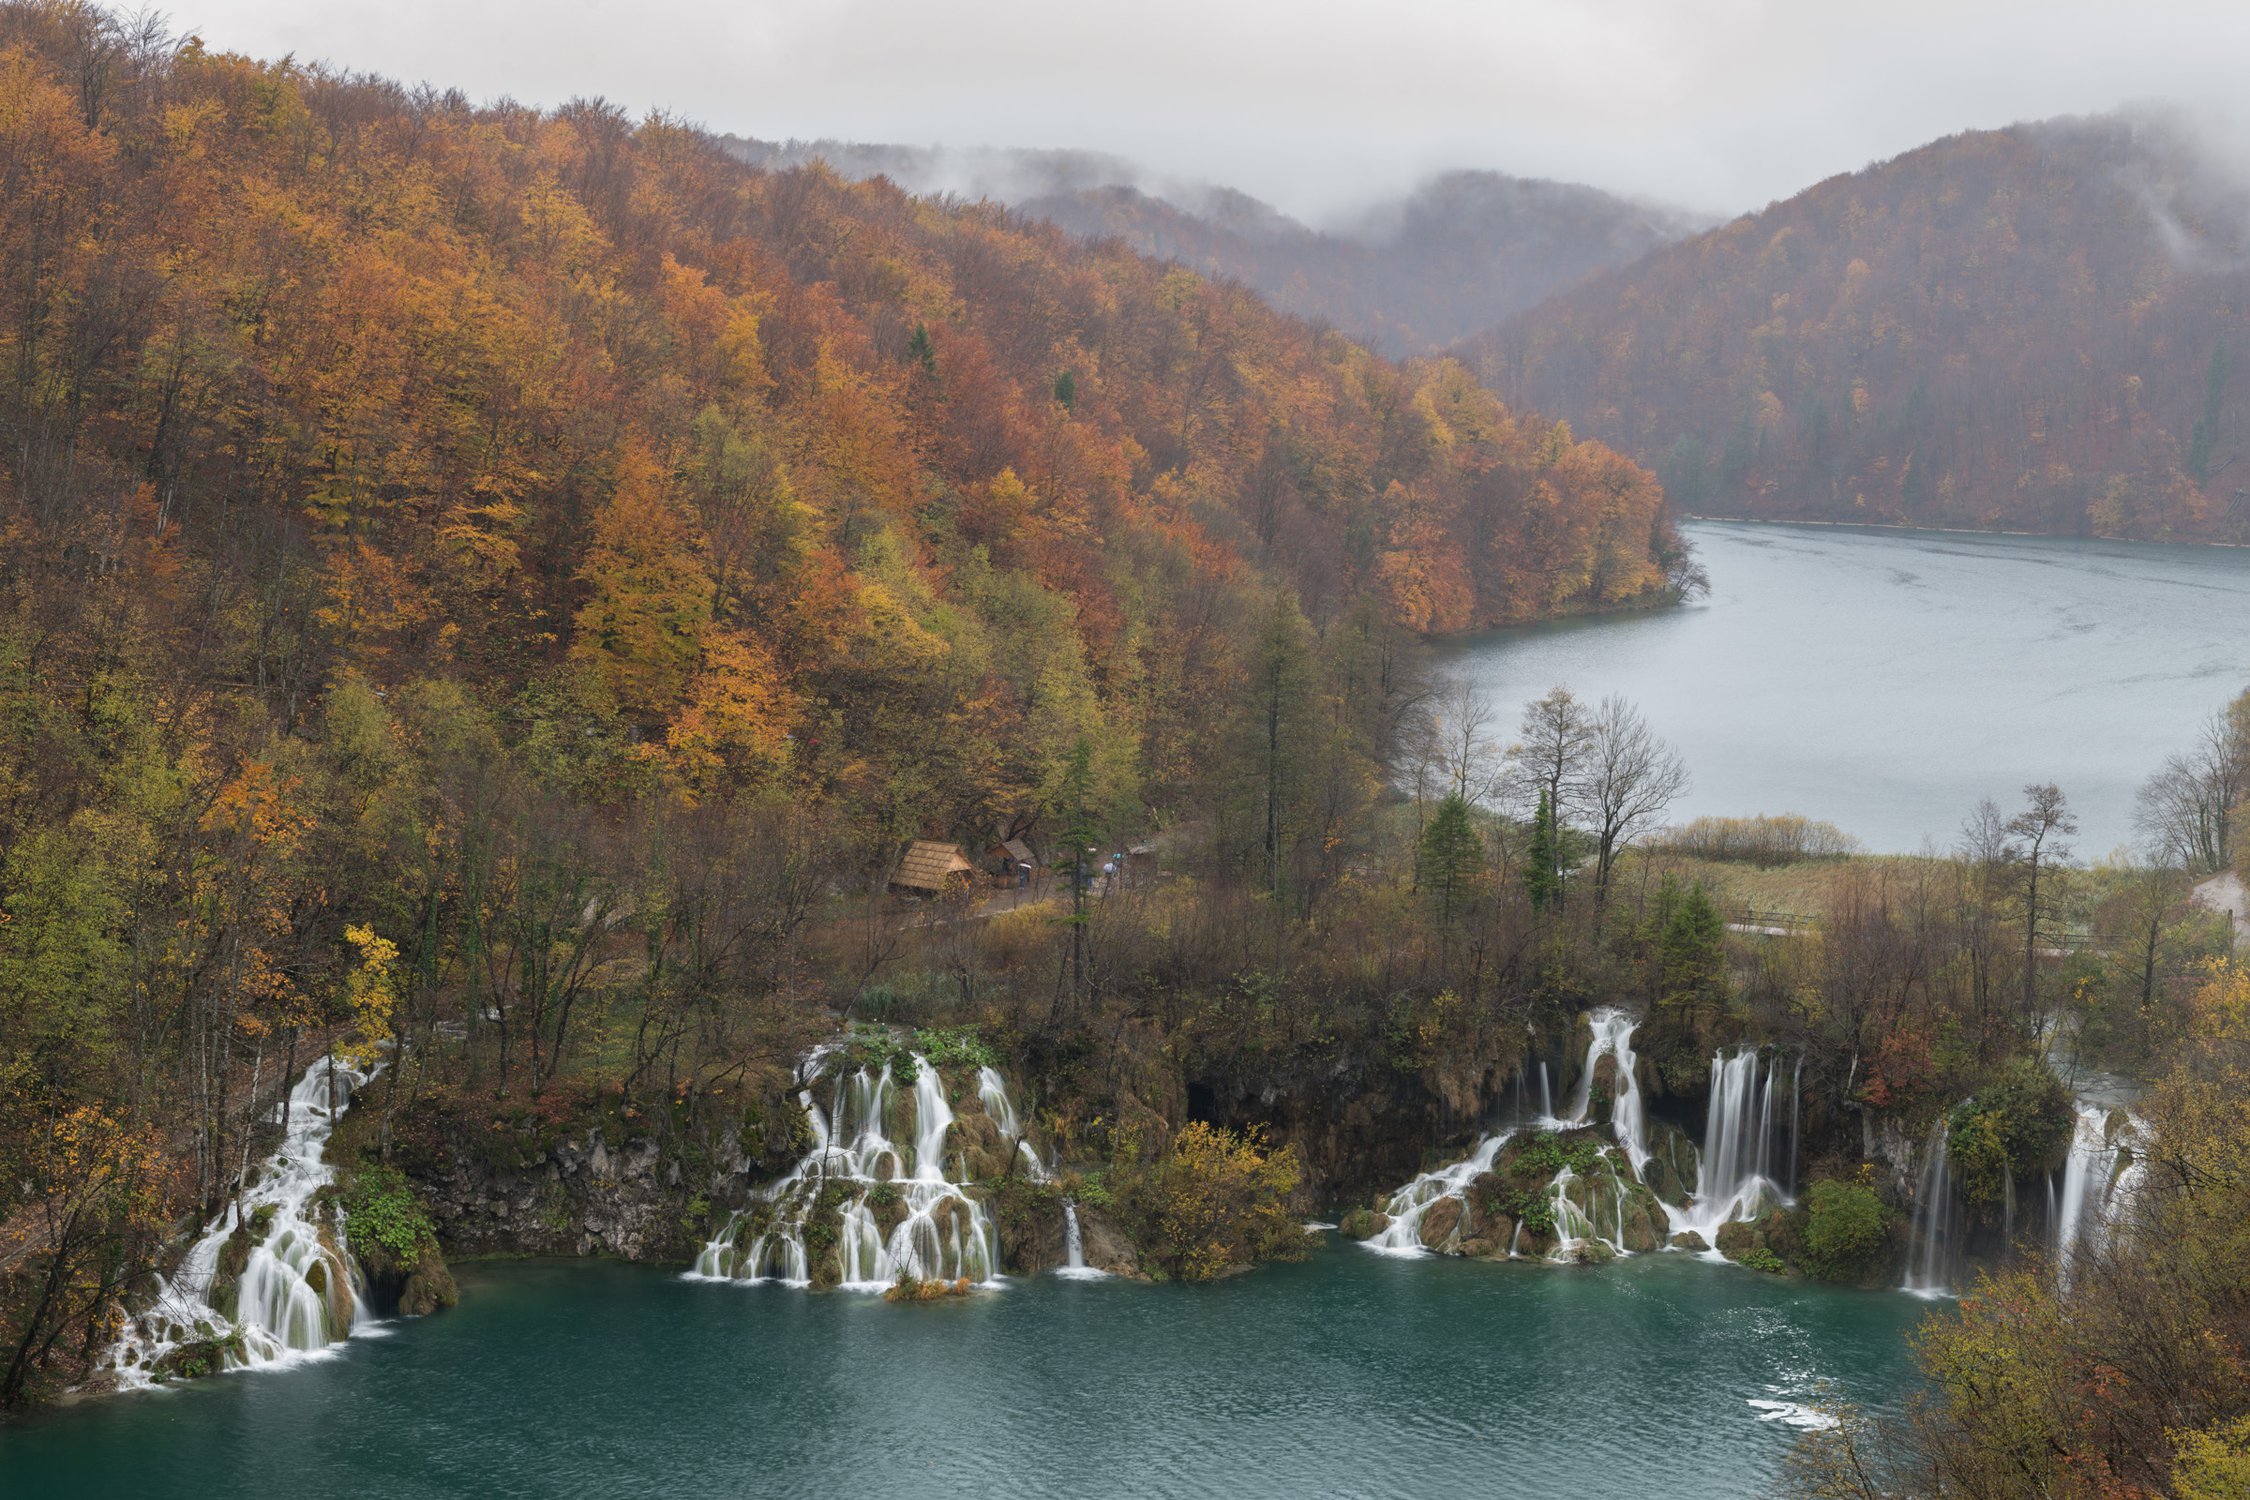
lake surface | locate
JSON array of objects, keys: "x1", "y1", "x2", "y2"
[
  {"x1": 1446, "y1": 522, "x2": 2250, "y2": 853},
  {"x1": 4, "y1": 1245, "x2": 1923, "y2": 1499}
]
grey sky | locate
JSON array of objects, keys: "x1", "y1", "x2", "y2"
[{"x1": 183, "y1": 0, "x2": 2250, "y2": 219}]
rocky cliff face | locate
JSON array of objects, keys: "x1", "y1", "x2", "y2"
[
  {"x1": 420, "y1": 1126, "x2": 707, "y2": 1262},
  {"x1": 365, "y1": 1082, "x2": 810, "y2": 1270}
]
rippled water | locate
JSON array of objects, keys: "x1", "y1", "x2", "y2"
[
  {"x1": 3, "y1": 1244, "x2": 1924, "y2": 1499},
  {"x1": 1445, "y1": 522, "x2": 2250, "y2": 853}
]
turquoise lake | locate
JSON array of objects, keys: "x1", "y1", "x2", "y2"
[{"x1": 2, "y1": 1244, "x2": 1925, "y2": 1499}]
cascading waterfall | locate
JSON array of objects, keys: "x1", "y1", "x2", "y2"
[
  {"x1": 1365, "y1": 1008, "x2": 1660, "y2": 1263},
  {"x1": 980, "y1": 1062, "x2": 1109, "y2": 1281},
  {"x1": 2054, "y1": 1104, "x2": 2145, "y2": 1282},
  {"x1": 979, "y1": 1065, "x2": 1046, "y2": 1181},
  {"x1": 1499, "y1": 1058, "x2": 1559, "y2": 1128},
  {"x1": 1667, "y1": 1046, "x2": 1800, "y2": 1244},
  {"x1": 1362, "y1": 1012, "x2": 1820, "y2": 1269},
  {"x1": 1544, "y1": 1153, "x2": 1642, "y2": 1261},
  {"x1": 696, "y1": 1049, "x2": 1073, "y2": 1290},
  {"x1": 106, "y1": 1055, "x2": 379, "y2": 1388},
  {"x1": 1903, "y1": 1122, "x2": 1956, "y2": 1297},
  {"x1": 1364, "y1": 1132, "x2": 1515, "y2": 1256},
  {"x1": 1566, "y1": 1008, "x2": 1650, "y2": 1171}
]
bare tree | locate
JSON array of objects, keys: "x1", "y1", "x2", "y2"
[
  {"x1": 2005, "y1": 782, "x2": 2077, "y2": 1032},
  {"x1": 1576, "y1": 695, "x2": 1689, "y2": 903},
  {"x1": 1433, "y1": 677, "x2": 1506, "y2": 805},
  {"x1": 2134, "y1": 700, "x2": 2248, "y2": 874},
  {"x1": 1956, "y1": 796, "x2": 2014, "y2": 1054},
  {"x1": 1504, "y1": 685, "x2": 1593, "y2": 822}
]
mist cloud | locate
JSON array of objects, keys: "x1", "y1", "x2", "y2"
[{"x1": 185, "y1": 0, "x2": 2250, "y2": 218}]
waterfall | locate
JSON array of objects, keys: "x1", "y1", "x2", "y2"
[
  {"x1": 976, "y1": 1064, "x2": 1051, "y2": 1184},
  {"x1": 696, "y1": 1050, "x2": 1041, "y2": 1290},
  {"x1": 1787, "y1": 1055, "x2": 1802, "y2": 1200},
  {"x1": 1364, "y1": 1131, "x2": 1515, "y2": 1256},
  {"x1": 1903, "y1": 1122, "x2": 1955, "y2": 1297},
  {"x1": 1057, "y1": 1200, "x2": 1107, "y2": 1280},
  {"x1": 1566, "y1": 1008, "x2": 1650, "y2": 1174},
  {"x1": 1545, "y1": 1154, "x2": 1642, "y2": 1261},
  {"x1": 1664, "y1": 1046, "x2": 1793, "y2": 1244},
  {"x1": 106, "y1": 1055, "x2": 379, "y2": 1388},
  {"x1": 1365, "y1": 1010, "x2": 1664, "y2": 1263},
  {"x1": 2054, "y1": 1104, "x2": 2146, "y2": 1282}
]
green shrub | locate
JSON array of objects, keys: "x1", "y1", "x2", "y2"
[
  {"x1": 1504, "y1": 1189, "x2": 1557, "y2": 1239},
  {"x1": 1948, "y1": 1060, "x2": 2072, "y2": 1208},
  {"x1": 341, "y1": 1164, "x2": 438, "y2": 1264},
  {"x1": 1735, "y1": 1246, "x2": 1785, "y2": 1274},
  {"x1": 913, "y1": 1026, "x2": 997, "y2": 1071},
  {"x1": 1799, "y1": 1177, "x2": 1889, "y2": 1281},
  {"x1": 1071, "y1": 1169, "x2": 1113, "y2": 1211},
  {"x1": 1508, "y1": 1131, "x2": 1605, "y2": 1184}
]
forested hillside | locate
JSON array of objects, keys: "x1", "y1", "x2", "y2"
[
  {"x1": 726, "y1": 138, "x2": 1709, "y2": 355},
  {"x1": 1472, "y1": 115, "x2": 2250, "y2": 543},
  {"x1": 0, "y1": 2, "x2": 1694, "y2": 1398}
]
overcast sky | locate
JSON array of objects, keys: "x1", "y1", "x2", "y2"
[{"x1": 180, "y1": 0, "x2": 2250, "y2": 220}]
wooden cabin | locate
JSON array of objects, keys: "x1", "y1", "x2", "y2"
[
  {"x1": 890, "y1": 840, "x2": 975, "y2": 896},
  {"x1": 986, "y1": 836, "x2": 1039, "y2": 884}
]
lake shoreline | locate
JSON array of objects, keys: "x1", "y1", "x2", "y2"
[
  {"x1": 1683, "y1": 513, "x2": 2250, "y2": 550},
  {"x1": 1436, "y1": 520, "x2": 2250, "y2": 854}
]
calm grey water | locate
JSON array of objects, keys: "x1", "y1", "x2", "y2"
[
  {"x1": 1, "y1": 1246, "x2": 1923, "y2": 1499},
  {"x1": 1447, "y1": 522, "x2": 2250, "y2": 853}
]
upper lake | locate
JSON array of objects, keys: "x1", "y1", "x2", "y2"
[{"x1": 1444, "y1": 521, "x2": 2250, "y2": 853}]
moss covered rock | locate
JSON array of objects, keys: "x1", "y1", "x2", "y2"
[
  {"x1": 152, "y1": 1331, "x2": 246, "y2": 1383},
  {"x1": 209, "y1": 1224, "x2": 255, "y2": 1323},
  {"x1": 1639, "y1": 1122, "x2": 1699, "y2": 1206},
  {"x1": 1418, "y1": 1196, "x2": 1465, "y2": 1250},
  {"x1": 1339, "y1": 1207, "x2": 1389, "y2": 1241},
  {"x1": 341, "y1": 1162, "x2": 452, "y2": 1320},
  {"x1": 1619, "y1": 1192, "x2": 1670, "y2": 1254}
]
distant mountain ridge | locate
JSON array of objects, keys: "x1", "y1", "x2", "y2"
[
  {"x1": 720, "y1": 137, "x2": 1713, "y2": 355},
  {"x1": 1464, "y1": 114, "x2": 2250, "y2": 544}
]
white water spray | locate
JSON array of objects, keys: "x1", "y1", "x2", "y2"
[
  {"x1": 695, "y1": 1051, "x2": 1077, "y2": 1290},
  {"x1": 1666, "y1": 1047, "x2": 1798, "y2": 1245},
  {"x1": 1363, "y1": 1132, "x2": 1515, "y2": 1256},
  {"x1": 105, "y1": 1055, "x2": 379, "y2": 1388},
  {"x1": 2054, "y1": 1104, "x2": 2145, "y2": 1283},
  {"x1": 1903, "y1": 1122, "x2": 1955, "y2": 1298},
  {"x1": 1365, "y1": 1008, "x2": 1663, "y2": 1263}
]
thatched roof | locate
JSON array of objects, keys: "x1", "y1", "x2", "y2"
[{"x1": 892, "y1": 840, "x2": 974, "y2": 893}]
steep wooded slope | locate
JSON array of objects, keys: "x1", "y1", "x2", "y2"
[{"x1": 1470, "y1": 116, "x2": 2250, "y2": 543}]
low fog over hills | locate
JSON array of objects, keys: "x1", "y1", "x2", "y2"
[{"x1": 723, "y1": 137, "x2": 1713, "y2": 355}]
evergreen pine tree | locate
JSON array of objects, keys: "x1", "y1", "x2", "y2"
[
  {"x1": 1657, "y1": 879, "x2": 1728, "y2": 1024},
  {"x1": 1418, "y1": 793, "x2": 1484, "y2": 925},
  {"x1": 1523, "y1": 788, "x2": 1561, "y2": 911}
]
